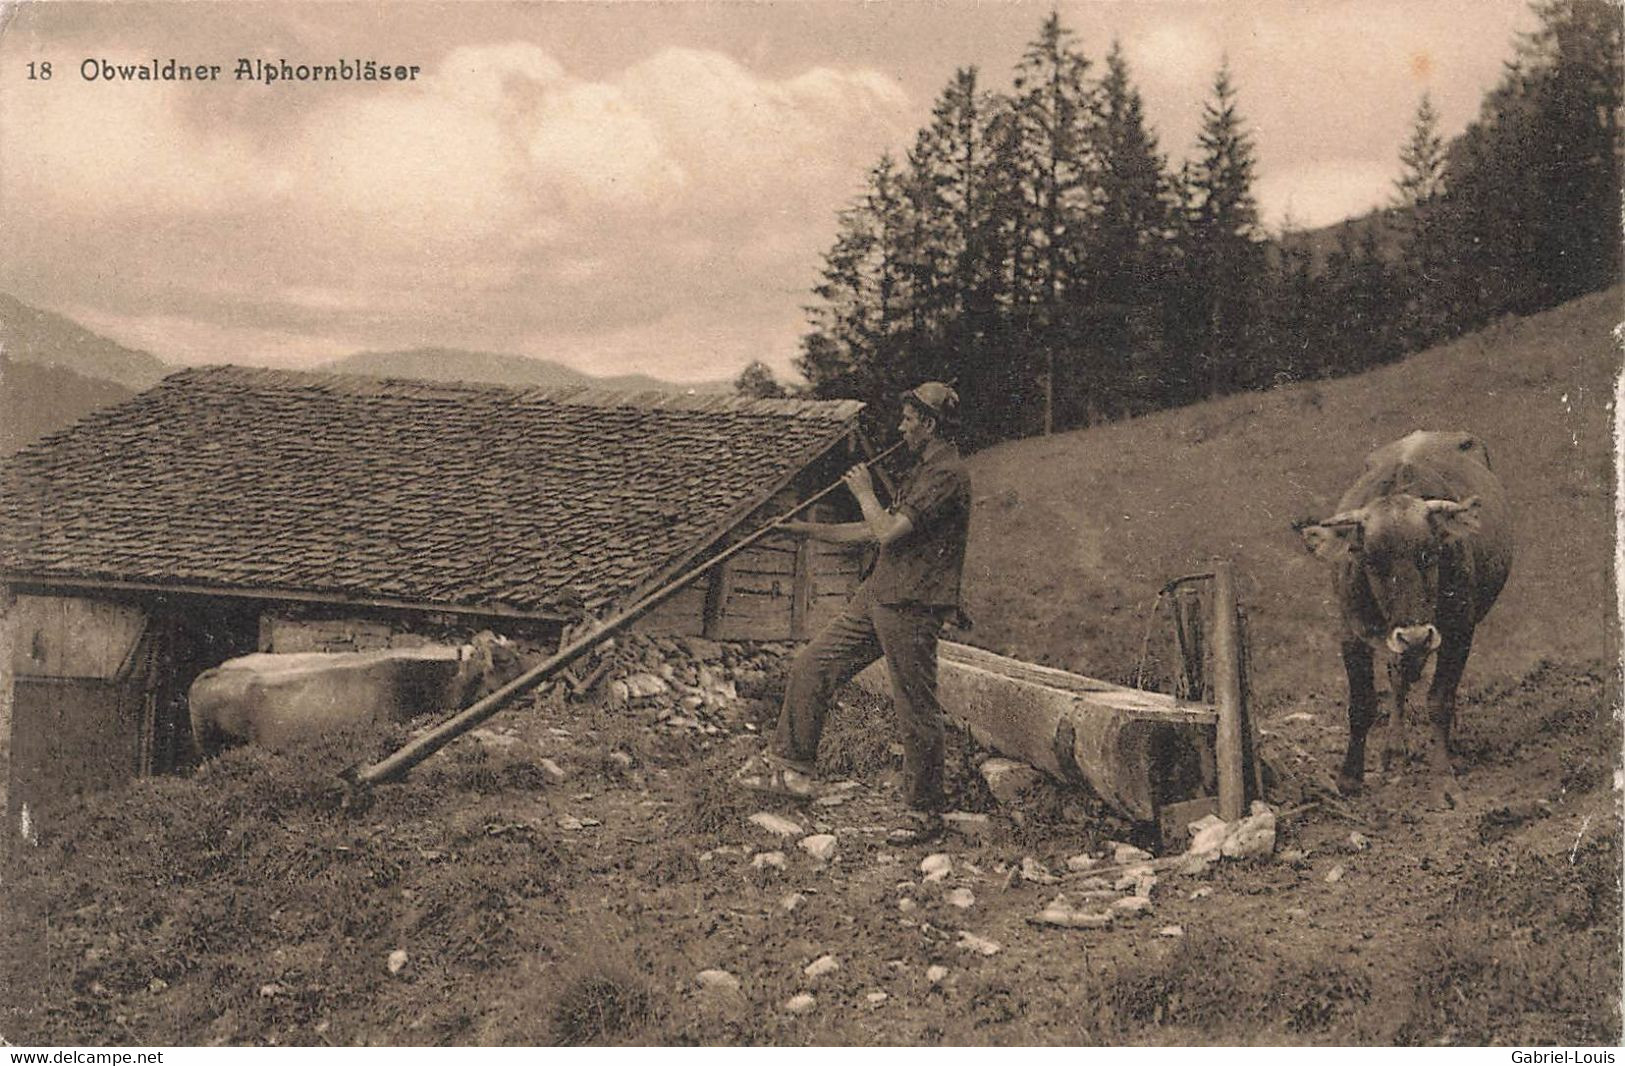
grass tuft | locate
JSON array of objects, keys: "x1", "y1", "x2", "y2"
[{"x1": 546, "y1": 939, "x2": 656, "y2": 1046}]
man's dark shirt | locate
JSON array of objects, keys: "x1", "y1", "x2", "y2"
[{"x1": 866, "y1": 437, "x2": 970, "y2": 608}]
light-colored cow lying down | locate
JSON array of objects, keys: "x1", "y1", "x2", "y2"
[{"x1": 188, "y1": 631, "x2": 524, "y2": 758}]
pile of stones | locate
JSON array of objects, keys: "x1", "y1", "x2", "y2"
[{"x1": 584, "y1": 633, "x2": 795, "y2": 735}]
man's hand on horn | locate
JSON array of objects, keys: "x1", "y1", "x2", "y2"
[{"x1": 842, "y1": 463, "x2": 876, "y2": 502}]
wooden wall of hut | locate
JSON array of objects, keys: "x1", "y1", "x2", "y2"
[{"x1": 635, "y1": 447, "x2": 868, "y2": 642}]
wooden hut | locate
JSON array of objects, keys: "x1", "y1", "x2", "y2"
[{"x1": 0, "y1": 367, "x2": 872, "y2": 833}]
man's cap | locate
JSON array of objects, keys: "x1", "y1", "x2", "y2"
[{"x1": 901, "y1": 381, "x2": 960, "y2": 421}]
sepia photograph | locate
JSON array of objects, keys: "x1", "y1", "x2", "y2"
[{"x1": 0, "y1": 0, "x2": 1618, "y2": 1049}]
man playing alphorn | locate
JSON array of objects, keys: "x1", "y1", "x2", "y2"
[{"x1": 736, "y1": 382, "x2": 970, "y2": 846}]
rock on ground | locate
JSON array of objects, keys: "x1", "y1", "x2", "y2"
[
  {"x1": 943, "y1": 812, "x2": 991, "y2": 838},
  {"x1": 1110, "y1": 896, "x2": 1153, "y2": 918},
  {"x1": 1020, "y1": 856, "x2": 1059, "y2": 885},
  {"x1": 1031, "y1": 895, "x2": 1113, "y2": 930},
  {"x1": 1187, "y1": 814, "x2": 1229, "y2": 857},
  {"x1": 956, "y1": 931, "x2": 1002, "y2": 956},
  {"x1": 1111, "y1": 842, "x2": 1154, "y2": 864},
  {"x1": 749, "y1": 813, "x2": 804, "y2": 837},
  {"x1": 1221, "y1": 802, "x2": 1278, "y2": 861},
  {"x1": 696, "y1": 970, "x2": 741, "y2": 994},
  {"x1": 785, "y1": 993, "x2": 817, "y2": 1015},
  {"x1": 979, "y1": 757, "x2": 1043, "y2": 806},
  {"x1": 799, "y1": 834, "x2": 838, "y2": 862},
  {"x1": 804, "y1": 955, "x2": 839, "y2": 979}
]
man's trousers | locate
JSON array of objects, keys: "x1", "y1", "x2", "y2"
[{"x1": 770, "y1": 586, "x2": 950, "y2": 811}]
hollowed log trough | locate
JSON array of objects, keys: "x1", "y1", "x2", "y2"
[{"x1": 855, "y1": 565, "x2": 1259, "y2": 833}]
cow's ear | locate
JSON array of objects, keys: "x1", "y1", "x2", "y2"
[
  {"x1": 1298, "y1": 519, "x2": 1362, "y2": 562},
  {"x1": 1424, "y1": 496, "x2": 1481, "y2": 542}
]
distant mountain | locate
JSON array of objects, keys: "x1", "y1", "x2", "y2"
[
  {"x1": 0, "y1": 292, "x2": 172, "y2": 391},
  {"x1": 0, "y1": 292, "x2": 739, "y2": 408},
  {"x1": 1276, "y1": 205, "x2": 1408, "y2": 268},
  {"x1": 318, "y1": 346, "x2": 733, "y2": 394},
  {"x1": 1, "y1": 355, "x2": 135, "y2": 454}
]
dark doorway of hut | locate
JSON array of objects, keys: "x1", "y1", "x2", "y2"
[{"x1": 150, "y1": 595, "x2": 261, "y2": 774}]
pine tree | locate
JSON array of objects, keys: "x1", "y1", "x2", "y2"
[
  {"x1": 1083, "y1": 40, "x2": 1172, "y2": 421},
  {"x1": 1392, "y1": 93, "x2": 1454, "y2": 349},
  {"x1": 1351, "y1": 218, "x2": 1401, "y2": 367},
  {"x1": 1517, "y1": 0, "x2": 1622, "y2": 303},
  {"x1": 797, "y1": 154, "x2": 917, "y2": 408},
  {"x1": 1010, "y1": 11, "x2": 1101, "y2": 433},
  {"x1": 1318, "y1": 222, "x2": 1363, "y2": 376},
  {"x1": 798, "y1": 200, "x2": 878, "y2": 398},
  {"x1": 910, "y1": 70, "x2": 994, "y2": 318},
  {"x1": 1185, "y1": 59, "x2": 1266, "y2": 396},
  {"x1": 906, "y1": 69, "x2": 996, "y2": 379},
  {"x1": 906, "y1": 68, "x2": 1040, "y2": 444},
  {"x1": 1157, "y1": 161, "x2": 1206, "y2": 404},
  {"x1": 1262, "y1": 213, "x2": 1321, "y2": 384},
  {"x1": 1439, "y1": 0, "x2": 1622, "y2": 325},
  {"x1": 972, "y1": 100, "x2": 1049, "y2": 444},
  {"x1": 1394, "y1": 93, "x2": 1447, "y2": 207}
]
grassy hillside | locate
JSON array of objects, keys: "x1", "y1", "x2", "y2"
[{"x1": 962, "y1": 286, "x2": 1619, "y2": 703}]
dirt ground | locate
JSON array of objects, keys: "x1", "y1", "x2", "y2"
[{"x1": 1, "y1": 648, "x2": 1617, "y2": 1046}]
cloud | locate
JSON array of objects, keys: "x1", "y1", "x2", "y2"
[
  {"x1": 0, "y1": 35, "x2": 912, "y2": 382},
  {"x1": 1126, "y1": 22, "x2": 1224, "y2": 96},
  {"x1": 436, "y1": 42, "x2": 567, "y2": 109},
  {"x1": 525, "y1": 81, "x2": 688, "y2": 210},
  {"x1": 0, "y1": 73, "x2": 269, "y2": 220},
  {"x1": 291, "y1": 93, "x2": 525, "y2": 254},
  {"x1": 618, "y1": 48, "x2": 908, "y2": 199}
]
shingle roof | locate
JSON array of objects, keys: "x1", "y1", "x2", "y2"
[{"x1": 0, "y1": 367, "x2": 864, "y2": 618}]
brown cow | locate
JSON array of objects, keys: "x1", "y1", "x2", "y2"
[
  {"x1": 188, "y1": 631, "x2": 523, "y2": 758},
  {"x1": 1297, "y1": 431, "x2": 1513, "y2": 798}
]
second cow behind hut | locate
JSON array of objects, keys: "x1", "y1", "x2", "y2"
[{"x1": 189, "y1": 631, "x2": 524, "y2": 757}]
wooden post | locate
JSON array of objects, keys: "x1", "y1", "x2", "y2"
[
  {"x1": 790, "y1": 538, "x2": 813, "y2": 640},
  {"x1": 1173, "y1": 587, "x2": 1204, "y2": 700},
  {"x1": 701, "y1": 561, "x2": 733, "y2": 639},
  {"x1": 1211, "y1": 561, "x2": 1246, "y2": 822}
]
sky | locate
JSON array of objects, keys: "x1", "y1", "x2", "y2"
[{"x1": 0, "y1": 1, "x2": 1539, "y2": 385}]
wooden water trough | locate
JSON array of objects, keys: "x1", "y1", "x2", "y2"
[{"x1": 858, "y1": 562, "x2": 1262, "y2": 838}]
